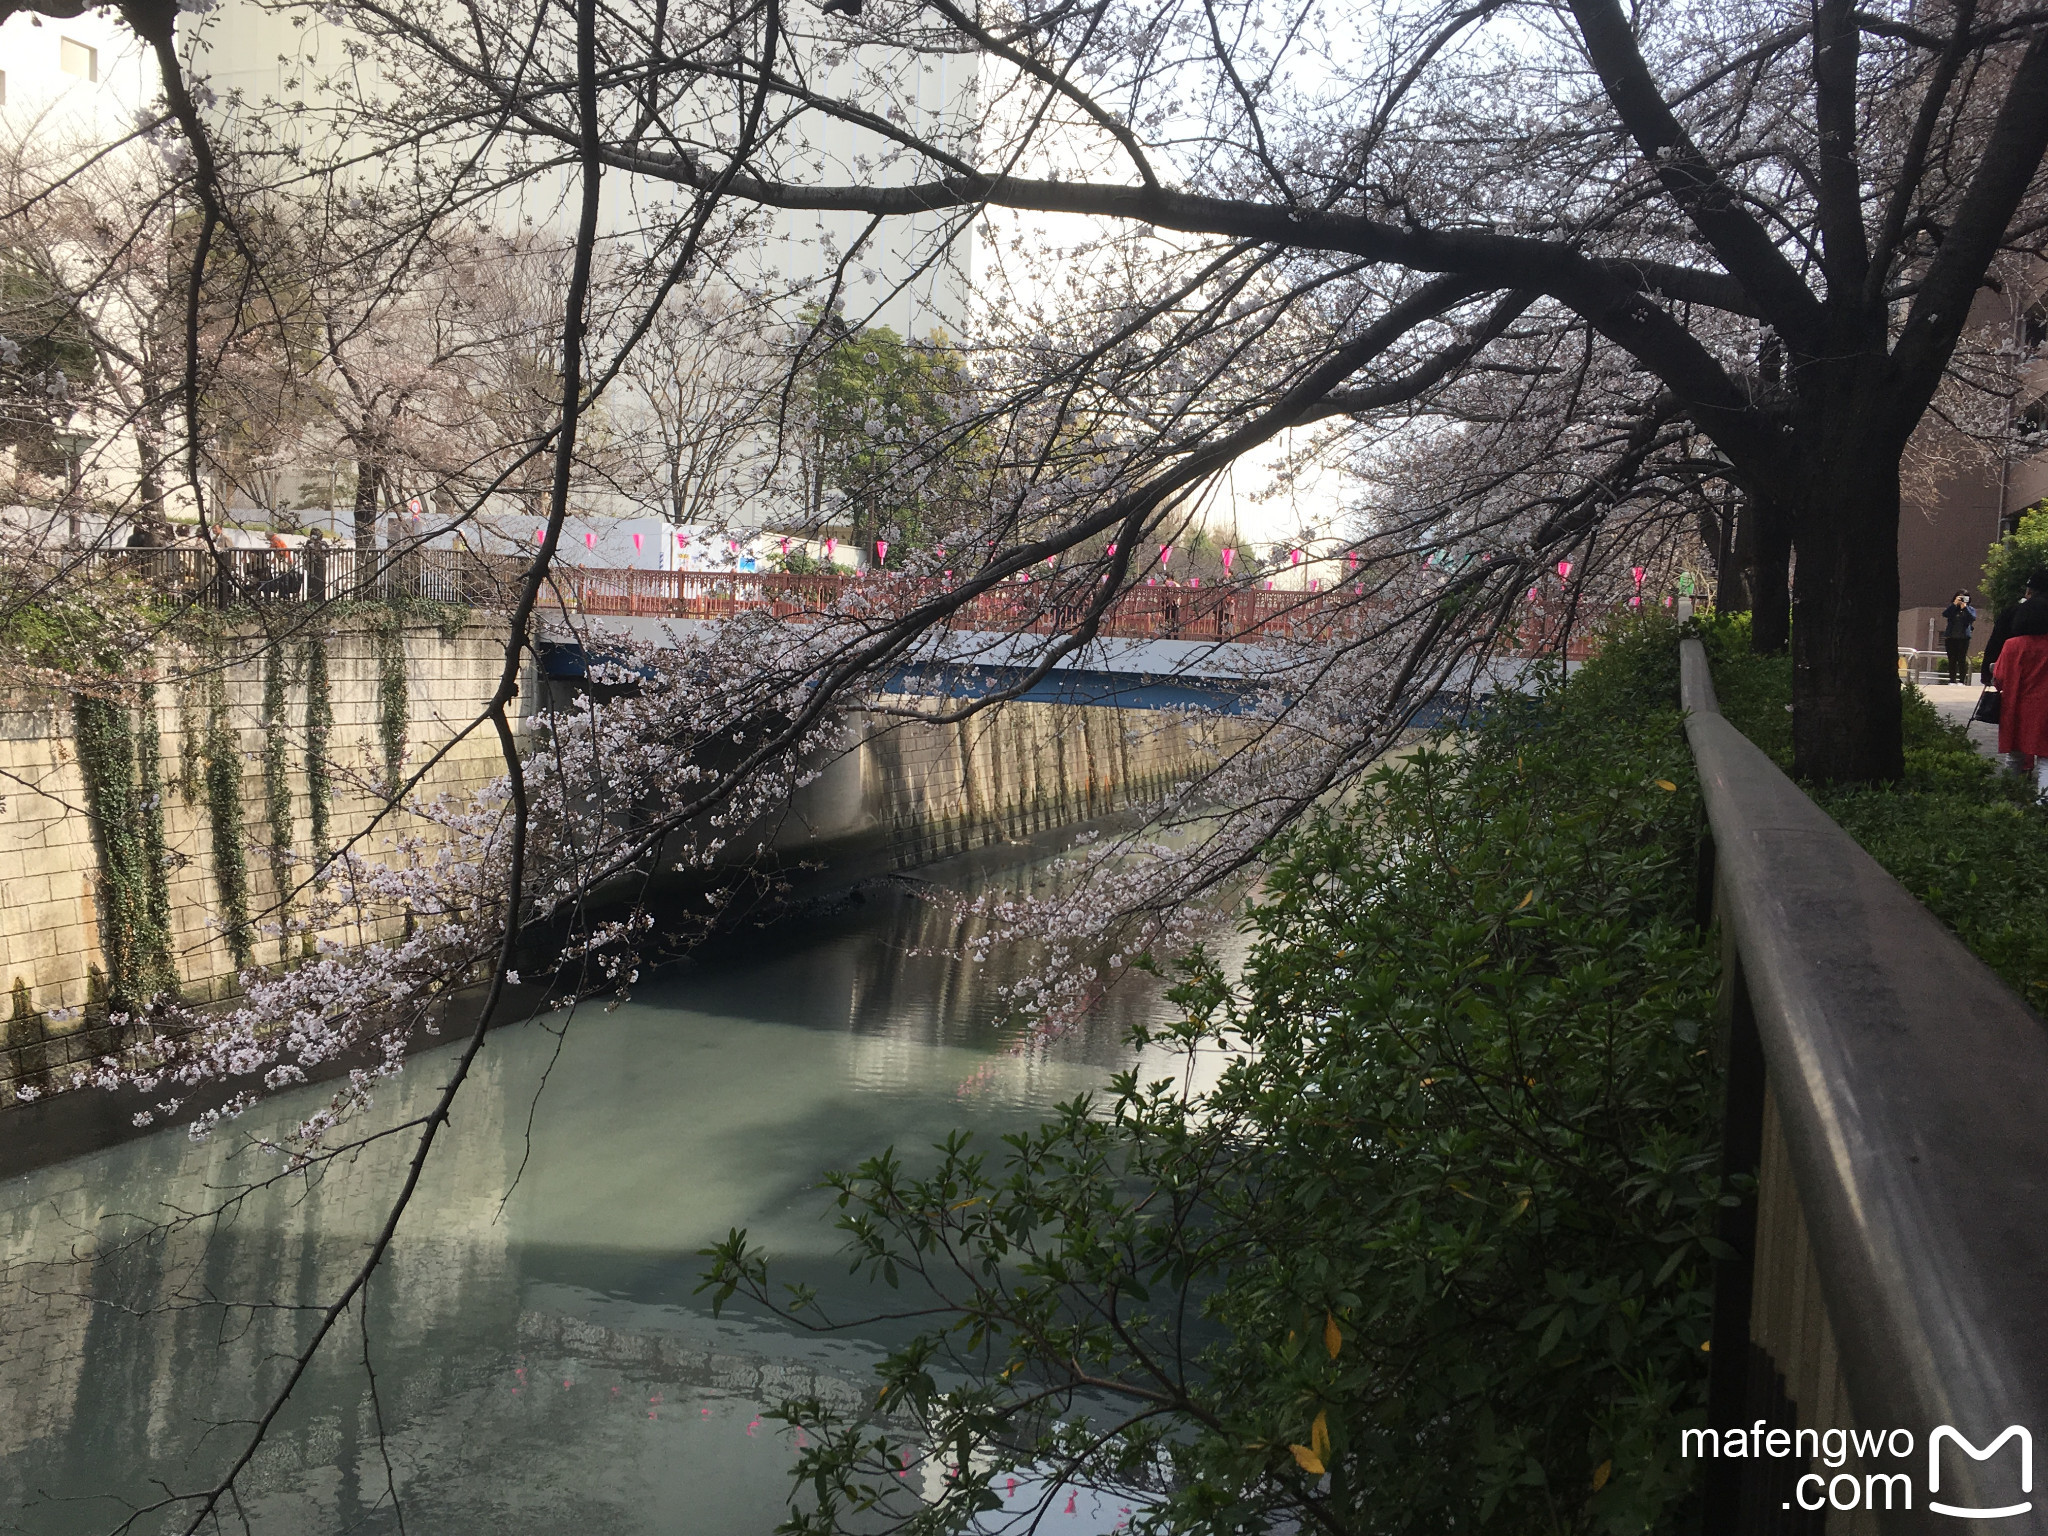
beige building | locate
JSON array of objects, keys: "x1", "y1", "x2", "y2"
[{"x1": 1898, "y1": 279, "x2": 2046, "y2": 651}]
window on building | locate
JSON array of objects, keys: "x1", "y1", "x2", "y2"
[{"x1": 59, "y1": 38, "x2": 99, "y2": 83}]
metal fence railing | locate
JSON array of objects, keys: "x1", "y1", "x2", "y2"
[
  {"x1": 1683, "y1": 637, "x2": 2048, "y2": 1534},
  {"x1": 61, "y1": 546, "x2": 1612, "y2": 654},
  {"x1": 67, "y1": 546, "x2": 529, "y2": 608}
]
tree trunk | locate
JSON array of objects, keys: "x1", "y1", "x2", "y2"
[
  {"x1": 1748, "y1": 493, "x2": 1791, "y2": 654},
  {"x1": 352, "y1": 456, "x2": 380, "y2": 595},
  {"x1": 1790, "y1": 451, "x2": 1904, "y2": 783},
  {"x1": 1714, "y1": 495, "x2": 1753, "y2": 613}
]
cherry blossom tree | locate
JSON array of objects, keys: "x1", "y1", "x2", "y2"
[{"x1": 6, "y1": 0, "x2": 2048, "y2": 1524}]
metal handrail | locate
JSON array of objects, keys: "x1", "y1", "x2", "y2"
[
  {"x1": 64, "y1": 546, "x2": 1611, "y2": 653},
  {"x1": 1683, "y1": 637, "x2": 2048, "y2": 1532}
]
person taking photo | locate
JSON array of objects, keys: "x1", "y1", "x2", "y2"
[{"x1": 1941, "y1": 590, "x2": 1979, "y2": 683}]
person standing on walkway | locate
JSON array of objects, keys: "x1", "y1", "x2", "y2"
[
  {"x1": 1941, "y1": 590, "x2": 1979, "y2": 683},
  {"x1": 1992, "y1": 571, "x2": 2048, "y2": 795}
]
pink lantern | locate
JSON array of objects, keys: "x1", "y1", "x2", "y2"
[
  {"x1": 1106, "y1": 542, "x2": 1117, "y2": 557},
  {"x1": 1631, "y1": 565, "x2": 1646, "y2": 587},
  {"x1": 1189, "y1": 576, "x2": 1201, "y2": 587},
  {"x1": 1630, "y1": 595, "x2": 1642, "y2": 607},
  {"x1": 780, "y1": 536, "x2": 790, "y2": 556},
  {"x1": 632, "y1": 532, "x2": 643, "y2": 553},
  {"x1": 1557, "y1": 559, "x2": 1572, "y2": 579},
  {"x1": 728, "y1": 538, "x2": 739, "y2": 555},
  {"x1": 676, "y1": 531, "x2": 687, "y2": 549},
  {"x1": 1147, "y1": 577, "x2": 1156, "y2": 587},
  {"x1": 584, "y1": 531, "x2": 596, "y2": 549},
  {"x1": 1046, "y1": 554, "x2": 1056, "y2": 568},
  {"x1": 1221, "y1": 547, "x2": 1234, "y2": 573},
  {"x1": 876, "y1": 538, "x2": 889, "y2": 565},
  {"x1": 1346, "y1": 551, "x2": 1359, "y2": 571},
  {"x1": 1664, "y1": 595, "x2": 1674, "y2": 608},
  {"x1": 1528, "y1": 587, "x2": 1539, "y2": 601},
  {"x1": 1290, "y1": 549, "x2": 1302, "y2": 566},
  {"x1": 534, "y1": 528, "x2": 546, "y2": 545},
  {"x1": 1309, "y1": 578, "x2": 1320, "y2": 591},
  {"x1": 1265, "y1": 579, "x2": 1274, "y2": 590},
  {"x1": 1160, "y1": 543, "x2": 1172, "y2": 564},
  {"x1": 826, "y1": 538, "x2": 836, "y2": 561}
]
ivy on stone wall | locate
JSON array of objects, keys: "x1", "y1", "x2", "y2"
[
  {"x1": 71, "y1": 692, "x2": 178, "y2": 1010},
  {"x1": 303, "y1": 632, "x2": 333, "y2": 878},
  {"x1": 202, "y1": 668, "x2": 254, "y2": 971},
  {"x1": 176, "y1": 679, "x2": 204, "y2": 803},
  {"x1": 261, "y1": 647, "x2": 296, "y2": 966},
  {"x1": 135, "y1": 683, "x2": 175, "y2": 975},
  {"x1": 376, "y1": 617, "x2": 410, "y2": 796}
]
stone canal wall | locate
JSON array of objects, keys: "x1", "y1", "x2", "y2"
[
  {"x1": 0, "y1": 616, "x2": 517, "y2": 1106},
  {"x1": 772, "y1": 698, "x2": 1243, "y2": 872},
  {"x1": 1, "y1": 628, "x2": 1238, "y2": 1109}
]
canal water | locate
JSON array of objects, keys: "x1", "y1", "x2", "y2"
[{"x1": 0, "y1": 841, "x2": 1233, "y2": 1536}]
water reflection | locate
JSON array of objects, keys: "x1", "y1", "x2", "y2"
[{"x1": 0, "y1": 842, "x2": 1233, "y2": 1536}]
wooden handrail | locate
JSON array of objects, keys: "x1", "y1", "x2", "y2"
[{"x1": 1685, "y1": 636, "x2": 2048, "y2": 1532}]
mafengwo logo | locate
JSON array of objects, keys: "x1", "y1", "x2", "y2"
[
  {"x1": 1930, "y1": 1427, "x2": 2033, "y2": 1520},
  {"x1": 1681, "y1": 1422, "x2": 2032, "y2": 1517}
]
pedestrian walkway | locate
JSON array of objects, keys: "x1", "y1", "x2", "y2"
[{"x1": 1917, "y1": 681, "x2": 2000, "y2": 760}]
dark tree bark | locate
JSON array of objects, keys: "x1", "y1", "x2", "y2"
[
  {"x1": 1716, "y1": 495, "x2": 1753, "y2": 614},
  {"x1": 129, "y1": 408, "x2": 171, "y2": 546},
  {"x1": 1788, "y1": 369, "x2": 1909, "y2": 780},
  {"x1": 351, "y1": 455, "x2": 381, "y2": 594},
  {"x1": 1748, "y1": 494, "x2": 1791, "y2": 654}
]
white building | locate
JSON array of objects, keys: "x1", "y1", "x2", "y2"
[{"x1": 1, "y1": 3, "x2": 978, "y2": 536}]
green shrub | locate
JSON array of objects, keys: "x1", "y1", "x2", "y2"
[
  {"x1": 1983, "y1": 502, "x2": 2048, "y2": 614},
  {"x1": 706, "y1": 611, "x2": 1723, "y2": 1536}
]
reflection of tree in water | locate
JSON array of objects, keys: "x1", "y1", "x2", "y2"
[
  {"x1": 0, "y1": 1053, "x2": 895, "y2": 1536},
  {"x1": 0, "y1": 839, "x2": 1216, "y2": 1533},
  {"x1": 828, "y1": 847, "x2": 1242, "y2": 1073}
]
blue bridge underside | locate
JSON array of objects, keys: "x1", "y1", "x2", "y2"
[{"x1": 883, "y1": 663, "x2": 1267, "y2": 713}]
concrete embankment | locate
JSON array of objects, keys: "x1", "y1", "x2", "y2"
[{"x1": 1, "y1": 618, "x2": 1239, "y2": 1111}]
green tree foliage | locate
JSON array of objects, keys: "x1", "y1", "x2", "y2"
[
  {"x1": 704, "y1": 615, "x2": 1725, "y2": 1536},
  {"x1": 1983, "y1": 503, "x2": 2048, "y2": 615},
  {"x1": 804, "y1": 316, "x2": 979, "y2": 552}
]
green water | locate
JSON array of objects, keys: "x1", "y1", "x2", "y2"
[{"x1": 0, "y1": 849, "x2": 1222, "y2": 1535}]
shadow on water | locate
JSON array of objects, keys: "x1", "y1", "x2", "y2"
[{"x1": 0, "y1": 830, "x2": 1238, "y2": 1536}]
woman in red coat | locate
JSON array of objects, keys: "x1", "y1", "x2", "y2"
[{"x1": 1993, "y1": 570, "x2": 2048, "y2": 795}]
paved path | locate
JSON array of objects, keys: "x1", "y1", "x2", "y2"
[{"x1": 1917, "y1": 681, "x2": 2001, "y2": 760}]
